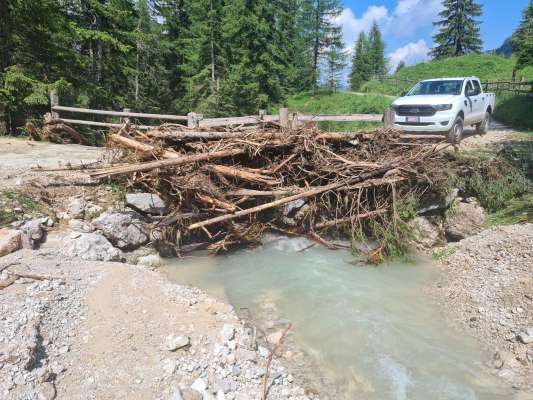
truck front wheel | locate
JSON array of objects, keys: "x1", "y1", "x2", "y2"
[
  {"x1": 475, "y1": 111, "x2": 490, "y2": 135},
  {"x1": 447, "y1": 116, "x2": 464, "y2": 144}
]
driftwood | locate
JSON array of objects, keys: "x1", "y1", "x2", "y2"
[
  {"x1": 43, "y1": 119, "x2": 448, "y2": 255},
  {"x1": 188, "y1": 166, "x2": 393, "y2": 230},
  {"x1": 41, "y1": 113, "x2": 92, "y2": 145}
]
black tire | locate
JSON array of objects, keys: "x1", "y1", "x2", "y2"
[
  {"x1": 447, "y1": 116, "x2": 464, "y2": 144},
  {"x1": 475, "y1": 111, "x2": 490, "y2": 135}
]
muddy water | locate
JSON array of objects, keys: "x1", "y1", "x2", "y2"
[{"x1": 162, "y1": 236, "x2": 511, "y2": 399}]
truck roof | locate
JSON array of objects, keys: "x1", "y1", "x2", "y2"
[{"x1": 420, "y1": 77, "x2": 479, "y2": 82}]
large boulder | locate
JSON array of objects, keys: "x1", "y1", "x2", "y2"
[
  {"x1": 444, "y1": 200, "x2": 486, "y2": 241},
  {"x1": 0, "y1": 228, "x2": 22, "y2": 257},
  {"x1": 66, "y1": 196, "x2": 87, "y2": 219},
  {"x1": 64, "y1": 233, "x2": 122, "y2": 261},
  {"x1": 125, "y1": 193, "x2": 167, "y2": 215},
  {"x1": 92, "y1": 211, "x2": 149, "y2": 250},
  {"x1": 409, "y1": 216, "x2": 443, "y2": 249}
]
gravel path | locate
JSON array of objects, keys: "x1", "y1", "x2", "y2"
[{"x1": 435, "y1": 223, "x2": 533, "y2": 391}]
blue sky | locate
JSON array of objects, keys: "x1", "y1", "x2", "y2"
[{"x1": 337, "y1": 0, "x2": 529, "y2": 70}]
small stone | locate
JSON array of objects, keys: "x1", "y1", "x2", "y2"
[
  {"x1": 58, "y1": 345, "x2": 70, "y2": 354},
  {"x1": 518, "y1": 332, "x2": 533, "y2": 344},
  {"x1": 162, "y1": 358, "x2": 177, "y2": 375},
  {"x1": 235, "y1": 348, "x2": 256, "y2": 363},
  {"x1": 165, "y1": 335, "x2": 190, "y2": 351},
  {"x1": 258, "y1": 346, "x2": 269, "y2": 358},
  {"x1": 220, "y1": 324, "x2": 235, "y2": 342},
  {"x1": 231, "y1": 366, "x2": 241, "y2": 376},
  {"x1": 191, "y1": 378, "x2": 207, "y2": 394},
  {"x1": 37, "y1": 382, "x2": 56, "y2": 400},
  {"x1": 50, "y1": 362, "x2": 65, "y2": 374},
  {"x1": 137, "y1": 254, "x2": 163, "y2": 268},
  {"x1": 68, "y1": 219, "x2": 94, "y2": 233},
  {"x1": 216, "y1": 389, "x2": 226, "y2": 400},
  {"x1": 34, "y1": 367, "x2": 50, "y2": 383},
  {"x1": 46, "y1": 217, "x2": 55, "y2": 227},
  {"x1": 267, "y1": 331, "x2": 282, "y2": 345}
]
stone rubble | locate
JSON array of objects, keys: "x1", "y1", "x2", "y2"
[{"x1": 436, "y1": 223, "x2": 533, "y2": 391}]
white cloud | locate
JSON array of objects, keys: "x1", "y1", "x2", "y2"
[
  {"x1": 335, "y1": 0, "x2": 443, "y2": 47},
  {"x1": 388, "y1": 40, "x2": 431, "y2": 72}
]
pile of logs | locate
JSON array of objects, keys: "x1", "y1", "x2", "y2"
[
  {"x1": 65, "y1": 121, "x2": 449, "y2": 256},
  {"x1": 39, "y1": 113, "x2": 91, "y2": 145}
]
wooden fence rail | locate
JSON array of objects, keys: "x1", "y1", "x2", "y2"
[{"x1": 49, "y1": 90, "x2": 385, "y2": 131}]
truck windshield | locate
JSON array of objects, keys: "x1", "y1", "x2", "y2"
[{"x1": 408, "y1": 80, "x2": 463, "y2": 96}]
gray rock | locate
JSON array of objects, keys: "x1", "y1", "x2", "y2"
[
  {"x1": 418, "y1": 188, "x2": 459, "y2": 215},
  {"x1": 64, "y1": 233, "x2": 122, "y2": 261},
  {"x1": 191, "y1": 377, "x2": 207, "y2": 394},
  {"x1": 20, "y1": 219, "x2": 45, "y2": 249},
  {"x1": 37, "y1": 382, "x2": 56, "y2": 400},
  {"x1": 137, "y1": 254, "x2": 163, "y2": 268},
  {"x1": 518, "y1": 331, "x2": 533, "y2": 344},
  {"x1": 220, "y1": 324, "x2": 235, "y2": 342},
  {"x1": 92, "y1": 211, "x2": 149, "y2": 250},
  {"x1": 409, "y1": 216, "x2": 442, "y2": 249},
  {"x1": 66, "y1": 197, "x2": 86, "y2": 219},
  {"x1": 126, "y1": 192, "x2": 167, "y2": 215},
  {"x1": 444, "y1": 201, "x2": 486, "y2": 241},
  {"x1": 0, "y1": 228, "x2": 22, "y2": 257},
  {"x1": 282, "y1": 199, "x2": 305, "y2": 216},
  {"x1": 165, "y1": 335, "x2": 190, "y2": 351},
  {"x1": 68, "y1": 219, "x2": 94, "y2": 233},
  {"x1": 235, "y1": 348, "x2": 256, "y2": 363}
]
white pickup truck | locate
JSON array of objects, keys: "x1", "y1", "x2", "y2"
[{"x1": 391, "y1": 77, "x2": 496, "y2": 143}]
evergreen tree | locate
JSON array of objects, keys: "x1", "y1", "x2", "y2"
[
  {"x1": 368, "y1": 22, "x2": 386, "y2": 78},
  {"x1": 303, "y1": 0, "x2": 343, "y2": 96},
  {"x1": 349, "y1": 31, "x2": 371, "y2": 91},
  {"x1": 430, "y1": 0, "x2": 483, "y2": 59},
  {"x1": 512, "y1": 1, "x2": 533, "y2": 71},
  {"x1": 323, "y1": 40, "x2": 347, "y2": 92},
  {"x1": 395, "y1": 60, "x2": 406, "y2": 73}
]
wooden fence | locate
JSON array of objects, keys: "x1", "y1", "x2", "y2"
[{"x1": 49, "y1": 91, "x2": 384, "y2": 131}]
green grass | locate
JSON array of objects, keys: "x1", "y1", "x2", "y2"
[
  {"x1": 486, "y1": 193, "x2": 533, "y2": 225},
  {"x1": 361, "y1": 54, "x2": 533, "y2": 96},
  {"x1": 494, "y1": 93, "x2": 533, "y2": 132},
  {"x1": 278, "y1": 91, "x2": 392, "y2": 131}
]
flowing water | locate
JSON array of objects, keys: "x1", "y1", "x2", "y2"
[{"x1": 162, "y1": 236, "x2": 511, "y2": 400}]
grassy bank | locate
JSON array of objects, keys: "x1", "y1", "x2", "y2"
[
  {"x1": 361, "y1": 54, "x2": 533, "y2": 96},
  {"x1": 278, "y1": 91, "x2": 392, "y2": 131},
  {"x1": 494, "y1": 93, "x2": 533, "y2": 132}
]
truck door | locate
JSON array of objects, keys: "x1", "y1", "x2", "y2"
[
  {"x1": 463, "y1": 80, "x2": 478, "y2": 124},
  {"x1": 471, "y1": 80, "x2": 485, "y2": 122}
]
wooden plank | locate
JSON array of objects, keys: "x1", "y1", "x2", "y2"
[
  {"x1": 52, "y1": 105, "x2": 188, "y2": 121},
  {"x1": 298, "y1": 114, "x2": 382, "y2": 122},
  {"x1": 199, "y1": 115, "x2": 279, "y2": 128},
  {"x1": 58, "y1": 118, "x2": 156, "y2": 130}
]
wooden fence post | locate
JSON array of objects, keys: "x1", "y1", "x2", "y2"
[
  {"x1": 188, "y1": 112, "x2": 200, "y2": 129},
  {"x1": 50, "y1": 90, "x2": 59, "y2": 119},
  {"x1": 383, "y1": 108, "x2": 395, "y2": 129},
  {"x1": 122, "y1": 108, "x2": 131, "y2": 124},
  {"x1": 279, "y1": 108, "x2": 289, "y2": 129}
]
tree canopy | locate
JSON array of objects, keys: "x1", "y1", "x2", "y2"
[{"x1": 512, "y1": 0, "x2": 533, "y2": 71}]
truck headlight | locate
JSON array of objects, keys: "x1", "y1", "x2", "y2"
[{"x1": 434, "y1": 104, "x2": 453, "y2": 111}]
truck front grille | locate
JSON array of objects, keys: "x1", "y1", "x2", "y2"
[{"x1": 396, "y1": 105, "x2": 436, "y2": 117}]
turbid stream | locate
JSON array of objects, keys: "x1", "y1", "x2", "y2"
[{"x1": 163, "y1": 236, "x2": 511, "y2": 399}]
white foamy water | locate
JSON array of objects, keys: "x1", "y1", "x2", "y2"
[{"x1": 163, "y1": 236, "x2": 511, "y2": 399}]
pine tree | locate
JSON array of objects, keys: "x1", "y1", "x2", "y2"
[
  {"x1": 323, "y1": 41, "x2": 347, "y2": 92},
  {"x1": 303, "y1": 0, "x2": 343, "y2": 96},
  {"x1": 368, "y1": 22, "x2": 386, "y2": 78},
  {"x1": 395, "y1": 60, "x2": 406, "y2": 73},
  {"x1": 430, "y1": 0, "x2": 483, "y2": 59},
  {"x1": 349, "y1": 31, "x2": 371, "y2": 91},
  {"x1": 512, "y1": 1, "x2": 533, "y2": 71}
]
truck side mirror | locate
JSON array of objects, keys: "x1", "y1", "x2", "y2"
[
  {"x1": 400, "y1": 91, "x2": 407, "y2": 97},
  {"x1": 466, "y1": 88, "x2": 476, "y2": 97}
]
